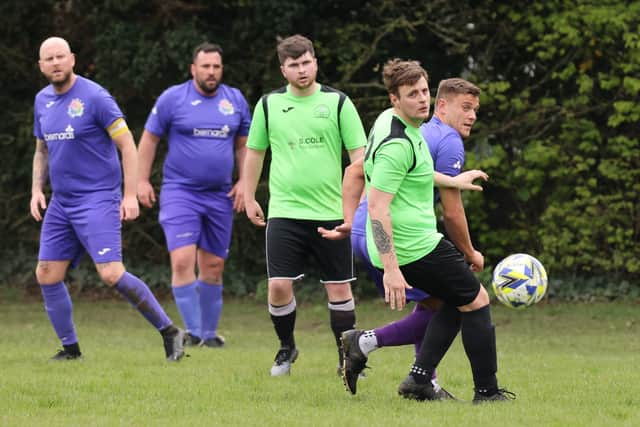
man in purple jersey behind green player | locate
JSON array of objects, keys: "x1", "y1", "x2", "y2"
[
  {"x1": 362, "y1": 59, "x2": 513, "y2": 402},
  {"x1": 30, "y1": 37, "x2": 185, "y2": 361},
  {"x1": 321, "y1": 78, "x2": 488, "y2": 396},
  {"x1": 244, "y1": 35, "x2": 367, "y2": 376},
  {"x1": 137, "y1": 42, "x2": 251, "y2": 348}
]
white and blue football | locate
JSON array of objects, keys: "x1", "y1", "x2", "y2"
[{"x1": 491, "y1": 253, "x2": 548, "y2": 309}]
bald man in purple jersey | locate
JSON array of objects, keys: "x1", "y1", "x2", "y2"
[
  {"x1": 30, "y1": 37, "x2": 185, "y2": 361},
  {"x1": 138, "y1": 42, "x2": 251, "y2": 348}
]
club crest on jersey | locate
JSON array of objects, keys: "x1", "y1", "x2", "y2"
[
  {"x1": 67, "y1": 98, "x2": 84, "y2": 118},
  {"x1": 313, "y1": 104, "x2": 330, "y2": 118},
  {"x1": 218, "y1": 99, "x2": 234, "y2": 115}
]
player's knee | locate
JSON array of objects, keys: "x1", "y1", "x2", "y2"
[
  {"x1": 476, "y1": 285, "x2": 490, "y2": 305},
  {"x1": 35, "y1": 262, "x2": 63, "y2": 284},
  {"x1": 35, "y1": 263, "x2": 49, "y2": 284},
  {"x1": 459, "y1": 285, "x2": 490, "y2": 312},
  {"x1": 199, "y1": 259, "x2": 224, "y2": 283},
  {"x1": 268, "y1": 280, "x2": 293, "y2": 301},
  {"x1": 171, "y1": 255, "x2": 195, "y2": 277},
  {"x1": 96, "y1": 263, "x2": 125, "y2": 286},
  {"x1": 200, "y1": 271, "x2": 223, "y2": 284},
  {"x1": 325, "y1": 282, "x2": 353, "y2": 301}
]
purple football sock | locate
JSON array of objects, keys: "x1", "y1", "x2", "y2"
[
  {"x1": 115, "y1": 272, "x2": 172, "y2": 330},
  {"x1": 377, "y1": 304, "x2": 439, "y2": 381},
  {"x1": 40, "y1": 282, "x2": 78, "y2": 345},
  {"x1": 374, "y1": 304, "x2": 435, "y2": 348},
  {"x1": 198, "y1": 281, "x2": 223, "y2": 340},
  {"x1": 172, "y1": 281, "x2": 201, "y2": 338},
  {"x1": 412, "y1": 305, "x2": 432, "y2": 355}
]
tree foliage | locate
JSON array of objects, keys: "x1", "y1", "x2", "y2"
[
  {"x1": 1, "y1": 0, "x2": 637, "y2": 294},
  {"x1": 463, "y1": 1, "x2": 640, "y2": 281}
]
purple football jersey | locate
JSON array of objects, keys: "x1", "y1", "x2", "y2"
[
  {"x1": 144, "y1": 81, "x2": 251, "y2": 192},
  {"x1": 420, "y1": 116, "x2": 465, "y2": 178},
  {"x1": 352, "y1": 199, "x2": 367, "y2": 237},
  {"x1": 33, "y1": 76, "x2": 123, "y2": 202}
]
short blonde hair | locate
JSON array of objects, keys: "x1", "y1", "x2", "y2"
[{"x1": 435, "y1": 78, "x2": 480, "y2": 104}]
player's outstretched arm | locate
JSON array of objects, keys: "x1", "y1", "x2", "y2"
[
  {"x1": 243, "y1": 148, "x2": 266, "y2": 227},
  {"x1": 30, "y1": 138, "x2": 49, "y2": 221},
  {"x1": 434, "y1": 169, "x2": 488, "y2": 192},
  {"x1": 137, "y1": 130, "x2": 161, "y2": 209}
]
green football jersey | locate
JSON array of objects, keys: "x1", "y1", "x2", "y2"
[
  {"x1": 364, "y1": 108, "x2": 443, "y2": 267},
  {"x1": 247, "y1": 84, "x2": 366, "y2": 220}
]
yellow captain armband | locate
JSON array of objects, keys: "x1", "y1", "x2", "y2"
[{"x1": 107, "y1": 118, "x2": 130, "y2": 138}]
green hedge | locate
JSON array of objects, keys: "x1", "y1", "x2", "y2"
[{"x1": 1, "y1": 1, "x2": 638, "y2": 296}]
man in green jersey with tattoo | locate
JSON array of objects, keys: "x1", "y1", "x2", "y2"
[
  {"x1": 364, "y1": 59, "x2": 514, "y2": 402},
  {"x1": 244, "y1": 35, "x2": 366, "y2": 376}
]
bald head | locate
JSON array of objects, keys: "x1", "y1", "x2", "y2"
[
  {"x1": 39, "y1": 37, "x2": 71, "y2": 59},
  {"x1": 38, "y1": 36, "x2": 76, "y2": 93}
]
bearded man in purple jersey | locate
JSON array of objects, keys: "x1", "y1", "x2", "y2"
[
  {"x1": 30, "y1": 37, "x2": 185, "y2": 361},
  {"x1": 137, "y1": 42, "x2": 251, "y2": 348}
]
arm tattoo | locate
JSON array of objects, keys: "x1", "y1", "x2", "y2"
[
  {"x1": 32, "y1": 140, "x2": 49, "y2": 189},
  {"x1": 371, "y1": 219, "x2": 392, "y2": 254}
]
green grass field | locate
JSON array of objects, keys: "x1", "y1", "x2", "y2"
[{"x1": 1, "y1": 298, "x2": 638, "y2": 426}]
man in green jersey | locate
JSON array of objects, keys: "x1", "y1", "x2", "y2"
[
  {"x1": 364, "y1": 59, "x2": 514, "y2": 402},
  {"x1": 244, "y1": 35, "x2": 366, "y2": 376}
]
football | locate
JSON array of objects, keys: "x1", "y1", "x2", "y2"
[{"x1": 491, "y1": 253, "x2": 548, "y2": 309}]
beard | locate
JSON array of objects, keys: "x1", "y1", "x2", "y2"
[
  {"x1": 197, "y1": 78, "x2": 220, "y2": 95},
  {"x1": 49, "y1": 69, "x2": 73, "y2": 89}
]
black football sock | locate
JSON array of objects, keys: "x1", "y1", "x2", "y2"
[
  {"x1": 269, "y1": 298, "x2": 297, "y2": 349},
  {"x1": 329, "y1": 299, "x2": 356, "y2": 361},
  {"x1": 460, "y1": 305, "x2": 498, "y2": 394},
  {"x1": 412, "y1": 303, "x2": 461, "y2": 384}
]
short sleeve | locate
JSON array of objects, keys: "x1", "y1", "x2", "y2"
[
  {"x1": 246, "y1": 96, "x2": 269, "y2": 150},
  {"x1": 235, "y1": 91, "x2": 252, "y2": 137},
  {"x1": 368, "y1": 140, "x2": 415, "y2": 195},
  {"x1": 339, "y1": 97, "x2": 367, "y2": 151},
  {"x1": 144, "y1": 89, "x2": 173, "y2": 137},
  {"x1": 93, "y1": 88, "x2": 125, "y2": 130},
  {"x1": 433, "y1": 133, "x2": 465, "y2": 177}
]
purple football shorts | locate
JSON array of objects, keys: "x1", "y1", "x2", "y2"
[
  {"x1": 38, "y1": 194, "x2": 122, "y2": 267},
  {"x1": 159, "y1": 188, "x2": 233, "y2": 259}
]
